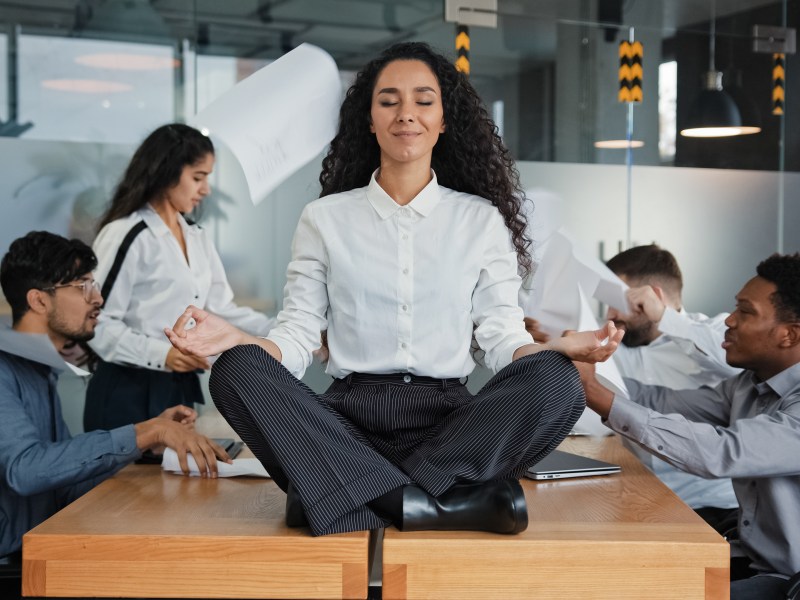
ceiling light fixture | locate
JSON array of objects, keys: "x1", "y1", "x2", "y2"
[
  {"x1": 75, "y1": 53, "x2": 179, "y2": 70},
  {"x1": 41, "y1": 79, "x2": 133, "y2": 93},
  {"x1": 680, "y1": 0, "x2": 760, "y2": 138},
  {"x1": 594, "y1": 139, "x2": 645, "y2": 149}
]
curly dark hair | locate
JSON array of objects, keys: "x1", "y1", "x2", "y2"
[
  {"x1": 1, "y1": 231, "x2": 97, "y2": 324},
  {"x1": 756, "y1": 253, "x2": 800, "y2": 323},
  {"x1": 97, "y1": 123, "x2": 214, "y2": 231},
  {"x1": 319, "y1": 42, "x2": 531, "y2": 275}
]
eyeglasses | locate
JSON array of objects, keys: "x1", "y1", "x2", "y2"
[{"x1": 42, "y1": 279, "x2": 101, "y2": 302}]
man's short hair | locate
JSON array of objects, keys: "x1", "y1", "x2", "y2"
[
  {"x1": 606, "y1": 244, "x2": 683, "y2": 296},
  {"x1": 0, "y1": 231, "x2": 97, "y2": 324},
  {"x1": 756, "y1": 253, "x2": 800, "y2": 323}
]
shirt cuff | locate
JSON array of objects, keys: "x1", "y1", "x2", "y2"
[
  {"x1": 146, "y1": 338, "x2": 172, "y2": 371},
  {"x1": 607, "y1": 395, "x2": 652, "y2": 441},
  {"x1": 265, "y1": 334, "x2": 306, "y2": 379},
  {"x1": 109, "y1": 424, "x2": 141, "y2": 458},
  {"x1": 489, "y1": 331, "x2": 538, "y2": 372}
]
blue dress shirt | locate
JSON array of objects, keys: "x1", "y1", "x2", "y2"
[{"x1": 0, "y1": 350, "x2": 140, "y2": 556}]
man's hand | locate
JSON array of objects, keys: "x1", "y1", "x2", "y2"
[
  {"x1": 626, "y1": 286, "x2": 667, "y2": 323},
  {"x1": 159, "y1": 404, "x2": 197, "y2": 426},
  {"x1": 134, "y1": 412, "x2": 231, "y2": 477},
  {"x1": 524, "y1": 317, "x2": 551, "y2": 343},
  {"x1": 166, "y1": 346, "x2": 211, "y2": 372}
]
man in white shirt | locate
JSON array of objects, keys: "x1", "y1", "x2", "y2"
[{"x1": 606, "y1": 244, "x2": 740, "y2": 533}]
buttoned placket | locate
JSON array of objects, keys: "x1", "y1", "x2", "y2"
[
  {"x1": 738, "y1": 383, "x2": 776, "y2": 533},
  {"x1": 397, "y1": 206, "x2": 414, "y2": 367}
]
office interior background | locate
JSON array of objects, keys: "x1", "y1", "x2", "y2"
[{"x1": 0, "y1": 0, "x2": 797, "y2": 434}]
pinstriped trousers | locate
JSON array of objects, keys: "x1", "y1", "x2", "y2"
[{"x1": 210, "y1": 345, "x2": 585, "y2": 536}]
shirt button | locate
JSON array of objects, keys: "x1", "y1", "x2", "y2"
[
  {"x1": 403, "y1": 375, "x2": 411, "y2": 383},
  {"x1": 147, "y1": 361, "x2": 151, "y2": 366},
  {"x1": 743, "y1": 520, "x2": 750, "y2": 526},
  {"x1": 403, "y1": 268, "x2": 409, "y2": 274},
  {"x1": 657, "y1": 445, "x2": 663, "y2": 451},
  {"x1": 622, "y1": 425, "x2": 629, "y2": 432},
  {"x1": 194, "y1": 294, "x2": 199, "y2": 299},
  {"x1": 401, "y1": 342, "x2": 407, "y2": 349},
  {"x1": 402, "y1": 234, "x2": 408, "y2": 240},
  {"x1": 402, "y1": 304, "x2": 408, "y2": 311}
]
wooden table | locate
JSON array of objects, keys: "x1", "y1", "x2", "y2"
[
  {"x1": 382, "y1": 436, "x2": 730, "y2": 600},
  {"x1": 22, "y1": 436, "x2": 730, "y2": 599},
  {"x1": 22, "y1": 466, "x2": 369, "y2": 599}
]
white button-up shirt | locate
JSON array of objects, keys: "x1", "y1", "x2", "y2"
[
  {"x1": 90, "y1": 205, "x2": 274, "y2": 371},
  {"x1": 267, "y1": 171, "x2": 532, "y2": 380}
]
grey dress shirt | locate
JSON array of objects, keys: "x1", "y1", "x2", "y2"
[
  {"x1": 0, "y1": 350, "x2": 140, "y2": 556},
  {"x1": 608, "y1": 362, "x2": 800, "y2": 577}
]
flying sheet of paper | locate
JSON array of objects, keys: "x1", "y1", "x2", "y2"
[
  {"x1": 0, "y1": 326, "x2": 90, "y2": 376},
  {"x1": 190, "y1": 43, "x2": 341, "y2": 205},
  {"x1": 520, "y1": 229, "x2": 630, "y2": 339},
  {"x1": 161, "y1": 448, "x2": 270, "y2": 478},
  {"x1": 577, "y1": 284, "x2": 629, "y2": 400},
  {"x1": 567, "y1": 284, "x2": 628, "y2": 436}
]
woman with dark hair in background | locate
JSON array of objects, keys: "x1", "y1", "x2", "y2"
[
  {"x1": 84, "y1": 123, "x2": 274, "y2": 432},
  {"x1": 166, "y1": 43, "x2": 622, "y2": 536}
]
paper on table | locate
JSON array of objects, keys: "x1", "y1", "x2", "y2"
[
  {"x1": 161, "y1": 448, "x2": 270, "y2": 478},
  {"x1": 190, "y1": 43, "x2": 341, "y2": 205},
  {"x1": 0, "y1": 325, "x2": 90, "y2": 376}
]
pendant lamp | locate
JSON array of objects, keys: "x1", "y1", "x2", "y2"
[{"x1": 680, "y1": 1, "x2": 760, "y2": 138}]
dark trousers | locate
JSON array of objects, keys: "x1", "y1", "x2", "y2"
[
  {"x1": 210, "y1": 345, "x2": 585, "y2": 536},
  {"x1": 84, "y1": 360, "x2": 204, "y2": 431}
]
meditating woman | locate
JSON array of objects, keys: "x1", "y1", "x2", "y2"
[{"x1": 166, "y1": 42, "x2": 622, "y2": 536}]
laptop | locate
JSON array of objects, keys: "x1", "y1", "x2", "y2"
[
  {"x1": 212, "y1": 438, "x2": 245, "y2": 459},
  {"x1": 525, "y1": 450, "x2": 621, "y2": 481}
]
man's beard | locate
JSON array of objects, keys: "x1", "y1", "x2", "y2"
[
  {"x1": 619, "y1": 322, "x2": 659, "y2": 348},
  {"x1": 48, "y1": 311, "x2": 96, "y2": 343}
]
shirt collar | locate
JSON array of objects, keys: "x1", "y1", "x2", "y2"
[
  {"x1": 142, "y1": 204, "x2": 192, "y2": 237},
  {"x1": 366, "y1": 169, "x2": 441, "y2": 220},
  {"x1": 756, "y1": 362, "x2": 800, "y2": 398}
]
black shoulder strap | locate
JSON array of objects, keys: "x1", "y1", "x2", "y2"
[{"x1": 100, "y1": 220, "x2": 148, "y2": 301}]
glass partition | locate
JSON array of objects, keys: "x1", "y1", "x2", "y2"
[{"x1": 0, "y1": 0, "x2": 795, "y2": 428}]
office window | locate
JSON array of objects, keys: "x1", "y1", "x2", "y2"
[{"x1": 658, "y1": 60, "x2": 677, "y2": 163}]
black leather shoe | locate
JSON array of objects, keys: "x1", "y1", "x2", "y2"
[
  {"x1": 285, "y1": 483, "x2": 308, "y2": 528},
  {"x1": 400, "y1": 479, "x2": 528, "y2": 534}
]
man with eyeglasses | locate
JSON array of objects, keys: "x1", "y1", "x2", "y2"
[{"x1": 0, "y1": 231, "x2": 231, "y2": 565}]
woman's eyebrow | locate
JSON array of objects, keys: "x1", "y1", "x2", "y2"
[{"x1": 376, "y1": 86, "x2": 438, "y2": 94}]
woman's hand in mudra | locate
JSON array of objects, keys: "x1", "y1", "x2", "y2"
[
  {"x1": 164, "y1": 305, "x2": 247, "y2": 359},
  {"x1": 547, "y1": 321, "x2": 624, "y2": 363}
]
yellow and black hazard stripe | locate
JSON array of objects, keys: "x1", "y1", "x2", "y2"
[
  {"x1": 773, "y1": 53, "x2": 785, "y2": 115},
  {"x1": 618, "y1": 40, "x2": 643, "y2": 103},
  {"x1": 455, "y1": 25, "x2": 470, "y2": 76}
]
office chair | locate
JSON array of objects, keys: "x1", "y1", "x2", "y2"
[{"x1": 785, "y1": 572, "x2": 800, "y2": 600}]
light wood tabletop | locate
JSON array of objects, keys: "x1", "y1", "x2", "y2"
[
  {"x1": 22, "y1": 435, "x2": 730, "y2": 600},
  {"x1": 22, "y1": 463, "x2": 370, "y2": 599},
  {"x1": 382, "y1": 435, "x2": 730, "y2": 600}
]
